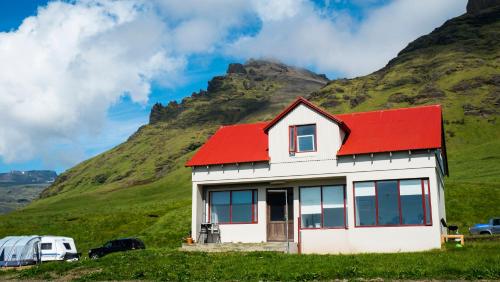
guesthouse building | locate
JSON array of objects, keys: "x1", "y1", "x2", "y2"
[{"x1": 186, "y1": 97, "x2": 448, "y2": 254}]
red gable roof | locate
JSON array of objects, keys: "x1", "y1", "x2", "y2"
[
  {"x1": 186, "y1": 98, "x2": 446, "y2": 169},
  {"x1": 336, "y1": 105, "x2": 443, "y2": 156},
  {"x1": 185, "y1": 122, "x2": 269, "y2": 167},
  {"x1": 263, "y1": 97, "x2": 349, "y2": 134}
]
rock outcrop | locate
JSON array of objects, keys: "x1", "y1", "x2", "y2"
[{"x1": 467, "y1": 0, "x2": 500, "y2": 14}]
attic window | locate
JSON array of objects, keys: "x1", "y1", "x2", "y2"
[{"x1": 289, "y1": 124, "x2": 316, "y2": 153}]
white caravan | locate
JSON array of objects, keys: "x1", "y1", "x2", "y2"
[{"x1": 40, "y1": 236, "x2": 79, "y2": 261}]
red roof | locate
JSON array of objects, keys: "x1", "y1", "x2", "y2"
[
  {"x1": 337, "y1": 105, "x2": 443, "y2": 156},
  {"x1": 185, "y1": 122, "x2": 269, "y2": 167},
  {"x1": 186, "y1": 98, "x2": 445, "y2": 168}
]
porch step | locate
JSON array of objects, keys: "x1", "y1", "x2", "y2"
[{"x1": 180, "y1": 242, "x2": 298, "y2": 253}]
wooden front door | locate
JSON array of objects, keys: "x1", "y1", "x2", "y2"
[{"x1": 267, "y1": 188, "x2": 294, "y2": 242}]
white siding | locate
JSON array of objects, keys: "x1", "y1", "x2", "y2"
[{"x1": 268, "y1": 104, "x2": 344, "y2": 163}]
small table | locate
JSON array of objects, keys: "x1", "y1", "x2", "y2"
[{"x1": 441, "y1": 234, "x2": 465, "y2": 246}]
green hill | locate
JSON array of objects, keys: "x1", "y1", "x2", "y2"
[{"x1": 0, "y1": 1, "x2": 499, "y2": 258}]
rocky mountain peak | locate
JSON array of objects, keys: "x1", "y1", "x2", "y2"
[
  {"x1": 467, "y1": 0, "x2": 500, "y2": 14},
  {"x1": 149, "y1": 59, "x2": 329, "y2": 125}
]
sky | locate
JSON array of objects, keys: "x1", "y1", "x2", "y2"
[{"x1": 0, "y1": 0, "x2": 467, "y2": 174}]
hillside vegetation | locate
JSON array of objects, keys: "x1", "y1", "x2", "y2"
[{"x1": 0, "y1": 1, "x2": 499, "y2": 262}]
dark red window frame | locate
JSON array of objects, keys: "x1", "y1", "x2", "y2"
[
  {"x1": 289, "y1": 124, "x2": 317, "y2": 154},
  {"x1": 299, "y1": 185, "x2": 347, "y2": 230},
  {"x1": 208, "y1": 189, "x2": 258, "y2": 224},
  {"x1": 353, "y1": 178, "x2": 432, "y2": 228}
]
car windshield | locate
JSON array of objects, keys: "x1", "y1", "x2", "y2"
[{"x1": 104, "y1": 242, "x2": 112, "y2": 248}]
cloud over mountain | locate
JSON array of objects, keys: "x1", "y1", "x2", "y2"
[{"x1": 0, "y1": 0, "x2": 466, "y2": 169}]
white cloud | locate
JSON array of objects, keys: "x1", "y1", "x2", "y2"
[
  {"x1": 227, "y1": 0, "x2": 467, "y2": 77},
  {"x1": 0, "y1": 0, "x2": 185, "y2": 164},
  {"x1": 0, "y1": 0, "x2": 468, "y2": 169}
]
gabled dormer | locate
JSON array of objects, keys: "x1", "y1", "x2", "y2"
[{"x1": 264, "y1": 97, "x2": 349, "y2": 163}]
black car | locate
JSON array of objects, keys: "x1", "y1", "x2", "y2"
[{"x1": 88, "y1": 238, "x2": 145, "y2": 259}]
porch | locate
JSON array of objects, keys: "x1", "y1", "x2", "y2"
[
  {"x1": 180, "y1": 242, "x2": 298, "y2": 253},
  {"x1": 192, "y1": 177, "x2": 347, "y2": 245}
]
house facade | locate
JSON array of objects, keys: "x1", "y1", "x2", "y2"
[{"x1": 186, "y1": 97, "x2": 448, "y2": 254}]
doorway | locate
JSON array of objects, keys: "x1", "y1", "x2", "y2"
[{"x1": 267, "y1": 188, "x2": 294, "y2": 242}]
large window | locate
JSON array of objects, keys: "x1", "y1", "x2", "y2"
[
  {"x1": 300, "y1": 185, "x2": 346, "y2": 229},
  {"x1": 210, "y1": 190, "x2": 257, "y2": 224},
  {"x1": 289, "y1": 124, "x2": 316, "y2": 153},
  {"x1": 354, "y1": 179, "x2": 432, "y2": 227}
]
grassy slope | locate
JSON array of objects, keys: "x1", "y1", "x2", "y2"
[{"x1": 0, "y1": 7, "x2": 499, "y2": 281}]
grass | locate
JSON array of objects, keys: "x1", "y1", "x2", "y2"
[
  {"x1": 1, "y1": 240, "x2": 499, "y2": 280},
  {"x1": 0, "y1": 7, "x2": 499, "y2": 280}
]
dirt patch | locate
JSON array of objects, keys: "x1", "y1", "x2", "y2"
[
  {"x1": 388, "y1": 92, "x2": 414, "y2": 104},
  {"x1": 349, "y1": 95, "x2": 370, "y2": 108},
  {"x1": 451, "y1": 75, "x2": 500, "y2": 92},
  {"x1": 320, "y1": 98, "x2": 342, "y2": 108},
  {"x1": 463, "y1": 103, "x2": 496, "y2": 116}
]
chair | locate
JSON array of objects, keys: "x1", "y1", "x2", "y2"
[
  {"x1": 210, "y1": 223, "x2": 221, "y2": 243},
  {"x1": 440, "y1": 218, "x2": 464, "y2": 245},
  {"x1": 197, "y1": 223, "x2": 209, "y2": 244}
]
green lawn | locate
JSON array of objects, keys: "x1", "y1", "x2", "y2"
[{"x1": 1, "y1": 240, "x2": 499, "y2": 281}]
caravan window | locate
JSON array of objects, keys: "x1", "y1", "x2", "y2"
[
  {"x1": 41, "y1": 243, "x2": 52, "y2": 250},
  {"x1": 63, "y1": 243, "x2": 71, "y2": 250}
]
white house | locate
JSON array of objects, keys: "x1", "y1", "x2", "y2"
[{"x1": 186, "y1": 97, "x2": 449, "y2": 254}]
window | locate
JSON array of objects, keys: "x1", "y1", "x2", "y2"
[
  {"x1": 289, "y1": 124, "x2": 316, "y2": 153},
  {"x1": 41, "y1": 243, "x2": 52, "y2": 250},
  {"x1": 210, "y1": 190, "x2": 257, "y2": 224},
  {"x1": 354, "y1": 182, "x2": 376, "y2": 226},
  {"x1": 300, "y1": 185, "x2": 346, "y2": 229},
  {"x1": 63, "y1": 243, "x2": 72, "y2": 250},
  {"x1": 323, "y1": 186, "x2": 346, "y2": 228},
  {"x1": 354, "y1": 179, "x2": 432, "y2": 227},
  {"x1": 300, "y1": 187, "x2": 321, "y2": 228},
  {"x1": 377, "y1": 181, "x2": 399, "y2": 225},
  {"x1": 400, "y1": 179, "x2": 424, "y2": 225}
]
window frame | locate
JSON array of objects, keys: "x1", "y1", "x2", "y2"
[
  {"x1": 353, "y1": 178, "x2": 432, "y2": 228},
  {"x1": 289, "y1": 124, "x2": 317, "y2": 154},
  {"x1": 299, "y1": 185, "x2": 347, "y2": 230},
  {"x1": 41, "y1": 243, "x2": 52, "y2": 250},
  {"x1": 208, "y1": 189, "x2": 258, "y2": 224},
  {"x1": 63, "y1": 242, "x2": 72, "y2": 250}
]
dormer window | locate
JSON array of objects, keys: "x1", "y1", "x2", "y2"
[{"x1": 289, "y1": 124, "x2": 316, "y2": 154}]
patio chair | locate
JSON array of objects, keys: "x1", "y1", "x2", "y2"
[
  {"x1": 197, "y1": 223, "x2": 209, "y2": 244},
  {"x1": 210, "y1": 223, "x2": 221, "y2": 243},
  {"x1": 440, "y1": 218, "x2": 464, "y2": 245}
]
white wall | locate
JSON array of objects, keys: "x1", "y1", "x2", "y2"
[
  {"x1": 192, "y1": 165, "x2": 443, "y2": 254},
  {"x1": 268, "y1": 104, "x2": 344, "y2": 163},
  {"x1": 192, "y1": 151, "x2": 438, "y2": 184},
  {"x1": 300, "y1": 167, "x2": 442, "y2": 254}
]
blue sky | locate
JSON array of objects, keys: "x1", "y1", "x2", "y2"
[{"x1": 0, "y1": 0, "x2": 466, "y2": 174}]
